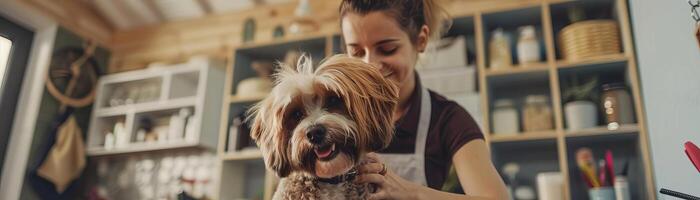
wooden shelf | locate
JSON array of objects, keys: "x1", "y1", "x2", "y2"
[
  {"x1": 556, "y1": 54, "x2": 628, "y2": 69},
  {"x1": 211, "y1": 1, "x2": 655, "y2": 199},
  {"x1": 490, "y1": 130, "x2": 558, "y2": 142},
  {"x1": 222, "y1": 150, "x2": 263, "y2": 161},
  {"x1": 485, "y1": 62, "x2": 550, "y2": 77},
  {"x1": 89, "y1": 58, "x2": 225, "y2": 158},
  {"x1": 230, "y1": 94, "x2": 266, "y2": 103},
  {"x1": 565, "y1": 124, "x2": 639, "y2": 138},
  {"x1": 87, "y1": 141, "x2": 199, "y2": 156}
]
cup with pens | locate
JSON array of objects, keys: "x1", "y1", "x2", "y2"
[{"x1": 576, "y1": 148, "x2": 629, "y2": 200}]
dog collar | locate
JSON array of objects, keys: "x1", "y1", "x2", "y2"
[{"x1": 316, "y1": 168, "x2": 358, "y2": 184}]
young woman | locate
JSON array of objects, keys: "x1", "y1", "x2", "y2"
[{"x1": 339, "y1": 1, "x2": 508, "y2": 199}]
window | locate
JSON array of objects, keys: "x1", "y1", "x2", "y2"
[
  {"x1": 0, "y1": 36, "x2": 11, "y2": 89},
  {"x1": 0, "y1": 16, "x2": 33, "y2": 178}
]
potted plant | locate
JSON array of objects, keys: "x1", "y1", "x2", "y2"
[{"x1": 562, "y1": 75, "x2": 599, "y2": 130}]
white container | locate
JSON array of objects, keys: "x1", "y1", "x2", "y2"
[
  {"x1": 168, "y1": 115, "x2": 182, "y2": 142},
  {"x1": 185, "y1": 115, "x2": 197, "y2": 142},
  {"x1": 514, "y1": 186, "x2": 536, "y2": 200},
  {"x1": 565, "y1": 100, "x2": 598, "y2": 130},
  {"x1": 517, "y1": 25, "x2": 541, "y2": 65},
  {"x1": 536, "y1": 172, "x2": 563, "y2": 200},
  {"x1": 492, "y1": 99, "x2": 519, "y2": 134},
  {"x1": 104, "y1": 132, "x2": 115, "y2": 150},
  {"x1": 114, "y1": 122, "x2": 129, "y2": 148},
  {"x1": 614, "y1": 176, "x2": 631, "y2": 200},
  {"x1": 589, "y1": 187, "x2": 615, "y2": 200}
]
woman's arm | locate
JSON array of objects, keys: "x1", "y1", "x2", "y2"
[
  {"x1": 413, "y1": 140, "x2": 508, "y2": 200},
  {"x1": 356, "y1": 141, "x2": 508, "y2": 200}
]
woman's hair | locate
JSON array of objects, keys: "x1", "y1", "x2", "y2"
[{"x1": 339, "y1": 0, "x2": 451, "y2": 44}]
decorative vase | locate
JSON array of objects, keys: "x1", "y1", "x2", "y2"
[{"x1": 564, "y1": 100, "x2": 598, "y2": 130}]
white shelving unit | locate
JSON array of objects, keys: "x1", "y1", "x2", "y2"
[{"x1": 87, "y1": 57, "x2": 226, "y2": 156}]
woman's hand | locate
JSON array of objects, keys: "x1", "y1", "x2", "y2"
[{"x1": 354, "y1": 153, "x2": 420, "y2": 200}]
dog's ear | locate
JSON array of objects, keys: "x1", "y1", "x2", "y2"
[
  {"x1": 261, "y1": 145, "x2": 292, "y2": 178},
  {"x1": 248, "y1": 98, "x2": 292, "y2": 177},
  {"x1": 316, "y1": 55, "x2": 399, "y2": 152},
  {"x1": 363, "y1": 76, "x2": 399, "y2": 152}
]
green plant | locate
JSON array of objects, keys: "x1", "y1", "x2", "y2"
[
  {"x1": 562, "y1": 74, "x2": 599, "y2": 103},
  {"x1": 567, "y1": 6, "x2": 586, "y2": 24}
]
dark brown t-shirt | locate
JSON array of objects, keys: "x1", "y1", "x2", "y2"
[{"x1": 379, "y1": 79, "x2": 484, "y2": 190}]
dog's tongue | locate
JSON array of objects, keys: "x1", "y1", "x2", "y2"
[{"x1": 314, "y1": 144, "x2": 335, "y2": 159}]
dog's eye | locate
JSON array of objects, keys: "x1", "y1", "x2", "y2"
[
  {"x1": 292, "y1": 110, "x2": 304, "y2": 120},
  {"x1": 327, "y1": 96, "x2": 342, "y2": 107}
]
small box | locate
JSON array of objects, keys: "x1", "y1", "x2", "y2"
[
  {"x1": 418, "y1": 66, "x2": 476, "y2": 94},
  {"x1": 419, "y1": 36, "x2": 468, "y2": 69}
]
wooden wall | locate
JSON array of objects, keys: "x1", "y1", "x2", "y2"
[{"x1": 19, "y1": 0, "x2": 556, "y2": 73}]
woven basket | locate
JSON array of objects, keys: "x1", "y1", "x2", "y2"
[{"x1": 558, "y1": 20, "x2": 621, "y2": 61}]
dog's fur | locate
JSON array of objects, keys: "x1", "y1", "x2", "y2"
[{"x1": 248, "y1": 54, "x2": 398, "y2": 200}]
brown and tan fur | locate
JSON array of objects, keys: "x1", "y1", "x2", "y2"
[
  {"x1": 273, "y1": 173, "x2": 370, "y2": 200},
  {"x1": 248, "y1": 54, "x2": 398, "y2": 200}
]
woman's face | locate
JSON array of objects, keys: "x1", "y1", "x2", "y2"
[{"x1": 341, "y1": 11, "x2": 427, "y2": 98}]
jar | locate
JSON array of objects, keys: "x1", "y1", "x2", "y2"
[
  {"x1": 517, "y1": 25, "x2": 541, "y2": 65},
  {"x1": 492, "y1": 99, "x2": 519, "y2": 134},
  {"x1": 522, "y1": 95, "x2": 553, "y2": 132},
  {"x1": 489, "y1": 28, "x2": 512, "y2": 69},
  {"x1": 601, "y1": 83, "x2": 634, "y2": 130}
]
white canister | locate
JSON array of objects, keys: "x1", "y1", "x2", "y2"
[
  {"x1": 517, "y1": 25, "x2": 541, "y2": 65},
  {"x1": 492, "y1": 99, "x2": 519, "y2": 134},
  {"x1": 113, "y1": 122, "x2": 129, "y2": 148},
  {"x1": 588, "y1": 187, "x2": 615, "y2": 200},
  {"x1": 564, "y1": 100, "x2": 598, "y2": 130},
  {"x1": 168, "y1": 114, "x2": 183, "y2": 142},
  {"x1": 614, "y1": 176, "x2": 631, "y2": 200},
  {"x1": 104, "y1": 132, "x2": 115, "y2": 150},
  {"x1": 536, "y1": 172, "x2": 563, "y2": 200}
]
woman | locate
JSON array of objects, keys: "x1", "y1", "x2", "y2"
[{"x1": 339, "y1": 1, "x2": 509, "y2": 199}]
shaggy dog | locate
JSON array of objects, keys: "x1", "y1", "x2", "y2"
[{"x1": 248, "y1": 54, "x2": 398, "y2": 200}]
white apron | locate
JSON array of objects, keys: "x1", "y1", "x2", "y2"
[{"x1": 377, "y1": 86, "x2": 431, "y2": 186}]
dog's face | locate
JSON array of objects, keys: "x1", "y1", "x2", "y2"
[{"x1": 249, "y1": 54, "x2": 398, "y2": 179}]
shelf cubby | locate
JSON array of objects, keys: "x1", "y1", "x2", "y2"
[
  {"x1": 443, "y1": 15, "x2": 477, "y2": 67},
  {"x1": 557, "y1": 60, "x2": 636, "y2": 130},
  {"x1": 549, "y1": 0, "x2": 623, "y2": 61},
  {"x1": 218, "y1": 160, "x2": 267, "y2": 200},
  {"x1": 487, "y1": 70, "x2": 554, "y2": 135},
  {"x1": 564, "y1": 130, "x2": 648, "y2": 200},
  {"x1": 481, "y1": 6, "x2": 547, "y2": 68},
  {"x1": 231, "y1": 37, "x2": 326, "y2": 96},
  {"x1": 491, "y1": 139, "x2": 561, "y2": 193}
]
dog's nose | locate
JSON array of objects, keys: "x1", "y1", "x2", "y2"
[{"x1": 306, "y1": 125, "x2": 326, "y2": 144}]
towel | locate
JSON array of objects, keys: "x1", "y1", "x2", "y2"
[{"x1": 36, "y1": 115, "x2": 86, "y2": 193}]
